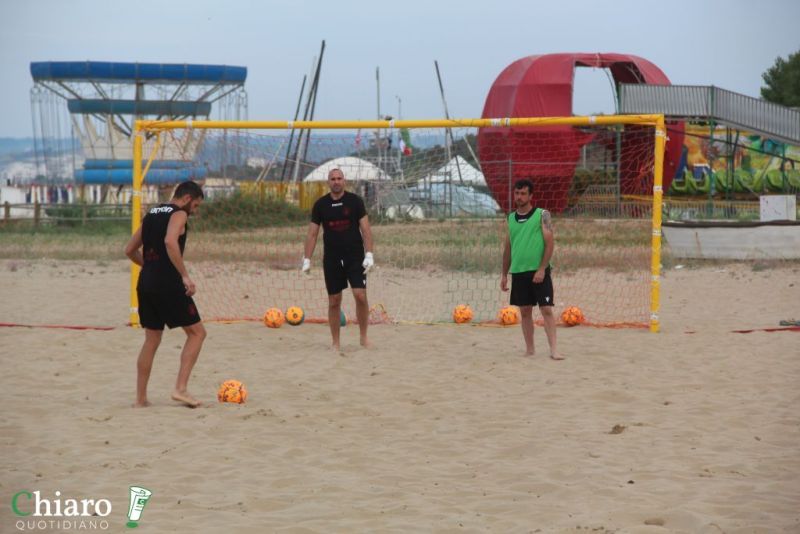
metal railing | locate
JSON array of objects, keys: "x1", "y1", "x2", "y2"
[{"x1": 619, "y1": 84, "x2": 800, "y2": 144}]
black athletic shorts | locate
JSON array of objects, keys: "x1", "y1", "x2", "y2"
[
  {"x1": 137, "y1": 289, "x2": 201, "y2": 330},
  {"x1": 510, "y1": 267, "x2": 554, "y2": 307},
  {"x1": 323, "y1": 253, "x2": 367, "y2": 295}
]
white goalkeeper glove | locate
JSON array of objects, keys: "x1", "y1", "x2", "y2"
[
  {"x1": 301, "y1": 257, "x2": 311, "y2": 274},
  {"x1": 362, "y1": 252, "x2": 374, "y2": 274}
]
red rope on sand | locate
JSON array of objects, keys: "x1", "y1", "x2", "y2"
[
  {"x1": 0, "y1": 322, "x2": 117, "y2": 331},
  {"x1": 7, "y1": 321, "x2": 793, "y2": 333},
  {"x1": 732, "y1": 326, "x2": 800, "y2": 334}
]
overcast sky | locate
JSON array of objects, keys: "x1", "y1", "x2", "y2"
[{"x1": 1, "y1": 0, "x2": 798, "y2": 137}]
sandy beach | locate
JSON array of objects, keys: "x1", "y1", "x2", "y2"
[{"x1": 1, "y1": 259, "x2": 798, "y2": 532}]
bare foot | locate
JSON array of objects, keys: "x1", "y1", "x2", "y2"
[
  {"x1": 171, "y1": 390, "x2": 201, "y2": 408},
  {"x1": 132, "y1": 400, "x2": 152, "y2": 408},
  {"x1": 360, "y1": 336, "x2": 371, "y2": 349},
  {"x1": 523, "y1": 348, "x2": 535, "y2": 357},
  {"x1": 550, "y1": 352, "x2": 565, "y2": 360},
  {"x1": 330, "y1": 343, "x2": 340, "y2": 351}
]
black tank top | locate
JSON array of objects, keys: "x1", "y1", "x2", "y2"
[{"x1": 137, "y1": 203, "x2": 188, "y2": 293}]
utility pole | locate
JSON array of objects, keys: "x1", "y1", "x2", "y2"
[
  {"x1": 291, "y1": 40, "x2": 325, "y2": 183},
  {"x1": 375, "y1": 67, "x2": 382, "y2": 172},
  {"x1": 396, "y1": 95, "x2": 403, "y2": 179},
  {"x1": 279, "y1": 74, "x2": 306, "y2": 182},
  {"x1": 434, "y1": 60, "x2": 482, "y2": 176}
]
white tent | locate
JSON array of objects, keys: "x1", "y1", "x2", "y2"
[
  {"x1": 408, "y1": 155, "x2": 498, "y2": 216},
  {"x1": 424, "y1": 155, "x2": 486, "y2": 186},
  {"x1": 302, "y1": 157, "x2": 392, "y2": 182},
  {"x1": 406, "y1": 183, "x2": 500, "y2": 217}
]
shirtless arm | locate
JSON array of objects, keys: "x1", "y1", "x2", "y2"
[
  {"x1": 124, "y1": 227, "x2": 144, "y2": 267},
  {"x1": 164, "y1": 210, "x2": 195, "y2": 296},
  {"x1": 501, "y1": 223, "x2": 511, "y2": 291},
  {"x1": 533, "y1": 210, "x2": 554, "y2": 283}
]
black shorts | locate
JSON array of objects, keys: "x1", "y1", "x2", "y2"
[
  {"x1": 510, "y1": 267, "x2": 554, "y2": 307},
  {"x1": 323, "y1": 253, "x2": 367, "y2": 295},
  {"x1": 137, "y1": 289, "x2": 201, "y2": 330}
]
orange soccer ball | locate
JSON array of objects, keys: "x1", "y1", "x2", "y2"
[
  {"x1": 453, "y1": 304, "x2": 474, "y2": 324},
  {"x1": 561, "y1": 306, "x2": 585, "y2": 326},
  {"x1": 263, "y1": 307, "x2": 285, "y2": 328},
  {"x1": 285, "y1": 306, "x2": 305, "y2": 326},
  {"x1": 498, "y1": 306, "x2": 520, "y2": 325},
  {"x1": 217, "y1": 380, "x2": 248, "y2": 404}
]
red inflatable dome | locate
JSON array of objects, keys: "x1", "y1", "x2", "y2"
[{"x1": 478, "y1": 53, "x2": 684, "y2": 213}]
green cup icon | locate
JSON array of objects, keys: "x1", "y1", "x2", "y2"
[{"x1": 126, "y1": 486, "x2": 152, "y2": 528}]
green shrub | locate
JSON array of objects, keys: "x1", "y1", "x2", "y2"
[{"x1": 193, "y1": 192, "x2": 307, "y2": 231}]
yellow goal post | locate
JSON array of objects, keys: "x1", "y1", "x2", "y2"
[{"x1": 130, "y1": 115, "x2": 666, "y2": 332}]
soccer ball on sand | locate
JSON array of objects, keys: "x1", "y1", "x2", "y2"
[
  {"x1": 217, "y1": 380, "x2": 248, "y2": 404},
  {"x1": 285, "y1": 306, "x2": 305, "y2": 326},
  {"x1": 561, "y1": 306, "x2": 585, "y2": 326},
  {"x1": 498, "y1": 306, "x2": 520, "y2": 325},
  {"x1": 263, "y1": 308, "x2": 285, "y2": 328},
  {"x1": 453, "y1": 304, "x2": 474, "y2": 324}
]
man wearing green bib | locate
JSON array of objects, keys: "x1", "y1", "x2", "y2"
[{"x1": 501, "y1": 179, "x2": 563, "y2": 360}]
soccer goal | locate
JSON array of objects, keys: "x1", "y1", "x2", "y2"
[{"x1": 129, "y1": 115, "x2": 667, "y2": 331}]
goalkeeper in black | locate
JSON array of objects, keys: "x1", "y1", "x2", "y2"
[{"x1": 302, "y1": 168, "x2": 375, "y2": 350}]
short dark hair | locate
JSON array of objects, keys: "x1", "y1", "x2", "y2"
[
  {"x1": 173, "y1": 181, "x2": 204, "y2": 200},
  {"x1": 514, "y1": 179, "x2": 533, "y2": 194}
]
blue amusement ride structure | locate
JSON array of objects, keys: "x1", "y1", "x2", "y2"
[{"x1": 30, "y1": 61, "x2": 247, "y2": 185}]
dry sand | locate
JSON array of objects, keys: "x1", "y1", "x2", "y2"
[{"x1": 1, "y1": 260, "x2": 798, "y2": 533}]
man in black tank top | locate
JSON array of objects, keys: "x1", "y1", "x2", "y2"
[
  {"x1": 124, "y1": 181, "x2": 207, "y2": 407},
  {"x1": 302, "y1": 168, "x2": 375, "y2": 350}
]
